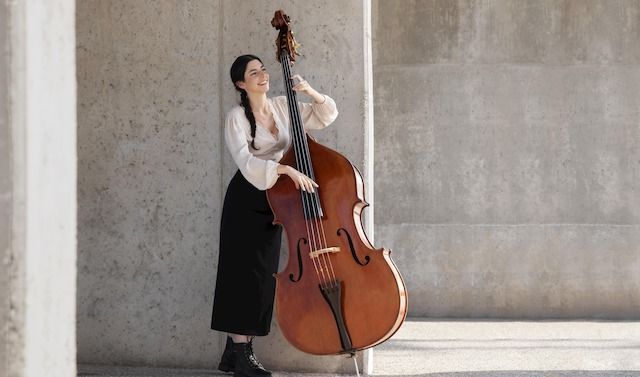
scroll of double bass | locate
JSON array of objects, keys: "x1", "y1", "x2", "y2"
[{"x1": 266, "y1": 10, "x2": 408, "y2": 356}]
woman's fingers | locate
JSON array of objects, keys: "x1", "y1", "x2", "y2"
[
  {"x1": 306, "y1": 178, "x2": 318, "y2": 193},
  {"x1": 300, "y1": 177, "x2": 311, "y2": 192},
  {"x1": 286, "y1": 168, "x2": 319, "y2": 192},
  {"x1": 295, "y1": 173, "x2": 318, "y2": 192},
  {"x1": 291, "y1": 74, "x2": 309, "y2": 92},
  {"x1": 292, "y1": 82, "x2": 306, "y2": 91}
]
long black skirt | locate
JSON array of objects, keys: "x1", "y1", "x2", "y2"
[{"x1": 211, "y1": 170, "x2": 282, "y2": 336}]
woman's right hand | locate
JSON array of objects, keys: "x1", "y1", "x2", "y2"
[{"x1": 277, "y1": 165, "x2": 319, "y2": 193}]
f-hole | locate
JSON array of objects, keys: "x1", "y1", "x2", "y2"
[
  {"x1": 337, "y1": 228, "x2": 370, "y2": 266},
  {"x1": 289, "y1": 237, "x2": 307, "y2": 282}
]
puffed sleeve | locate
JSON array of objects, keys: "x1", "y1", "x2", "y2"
[
  {"x1": 224, "y1": 108, "x2": 280, "y2": 190},
  {"x1": 274, "y1": 95, "x2": 339, "y2": 130}
]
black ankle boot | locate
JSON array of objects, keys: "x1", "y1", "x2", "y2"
[
  {"x1": 218, "y1": 336, "x2": 235, "y2": 373},
  {"x1": 233, "y1": 341, "x2": 272, "y2": 377}
]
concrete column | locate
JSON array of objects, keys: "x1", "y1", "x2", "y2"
[
  {"x1": 1, "y1": 2, "x2": 12, "y2": 374},
  {"x1": 0, "y1": 1, "x2": 77, "y2": 376},
  {"x1": 76, "y1": 0, "x2": 372, "y2": 374}
]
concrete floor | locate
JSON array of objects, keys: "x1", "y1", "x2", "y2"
[{"x1": 78, "y1": 319, "x2": 640, "y2": 377}]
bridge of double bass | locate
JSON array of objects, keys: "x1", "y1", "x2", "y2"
[{"x1": 309, "y1": 247, "x2": 340, "y2": 259}]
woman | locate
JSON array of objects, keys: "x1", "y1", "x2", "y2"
[{"x1": 211, "y1": 54, "x2": 338, "y2": 377}]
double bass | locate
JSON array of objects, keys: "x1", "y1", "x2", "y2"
[{"x1": 267, "y1": 10, "x2": 408, "y2": 356}]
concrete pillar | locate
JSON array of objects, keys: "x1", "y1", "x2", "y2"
[
  {"x1": 1, "y1": 3, "x2": 11, "y2": 373},
  {"x1": 76, "y1": 0, "x2": 372, "y2": 374},
  {"x1": 0, "y1": 1, "x2": 77, "y2": 376}
]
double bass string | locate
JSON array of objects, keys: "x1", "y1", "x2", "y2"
[
  {"x1": 282, "y1": 54, "x2": 329, "y2": 288},
  {"x1": 281, "y1": 53, "x2": 328, "y2": 288},
  {"x1": 283, "y1": 54, "x2": 337, "y2": 289},
  {"x1": 282, "y1": 52, "x2": 338, "y2": 289},
  {"x1": 285, "y1": 63, "x2": 337, "y2": 288}
]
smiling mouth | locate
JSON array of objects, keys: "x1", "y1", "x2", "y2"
[{"x1": 259, "y1": 81, "x2": 269, "y2": 86}]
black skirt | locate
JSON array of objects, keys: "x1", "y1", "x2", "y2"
[{"x1": 211, "y1": 170, "x2": 282, "y2": 336}]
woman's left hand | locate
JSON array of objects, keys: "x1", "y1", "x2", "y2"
[{"x1": 291, "y1": 74, "x2": 326, "y2": 104}]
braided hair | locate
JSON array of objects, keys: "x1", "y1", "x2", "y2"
[{"x1": 230, "y1": 54, "x2": 262, "y2": 150}]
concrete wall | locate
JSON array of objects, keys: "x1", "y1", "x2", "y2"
[
  {"x1": 1, "y1": 1, "x2": 77, "y2": 376},
  {"x1": 76, "y1": 0, "x2": 223, "y2": 368},
  {"x1": 76, "y1": 0, "x2": 370, "y2": 372},
  {"x1": 373, "y1": 0, "x2": 640, "y2": 318}
]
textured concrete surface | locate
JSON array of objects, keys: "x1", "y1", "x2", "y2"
[
  {"x1": 76, "y1": 0, "x2": 224, "y2": 369},
  {"x1": 374, "y1": 319, "x2": 640, "y2": 375},
  {"x1": 373, "y1": 0, "x2": 640, "y2": 317},
  {"x1": 76, "y1": 0, "x2": 370, "y2": 373},
  {"x1": 379, "y1": 224, "x2": 640, "y2": 318},
  {"x1": 374, "y1": 0, "x2": 640, "y2": 66},
  {"x1": 1, "y1": 2, "x2": 11, "y2": 373},
  {"x1": 77, "y1": 320, "x2": 640, "y2": 376},
  {"x1": 1, "y1": 0, "x2": 77, "y2": 376}
]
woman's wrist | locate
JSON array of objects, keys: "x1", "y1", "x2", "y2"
[
  {"x1": 312, "y1": 91, "x2": 326, "y2": 104},
  {"x1": 276, "y1": 164, "x2": 290, "y2": 175}
]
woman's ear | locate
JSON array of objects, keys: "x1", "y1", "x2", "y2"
[{"x1": 235, "y1": 81, "x2": 246, "y2": 90}]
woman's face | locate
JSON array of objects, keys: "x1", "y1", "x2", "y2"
[{"x1": 237, "y1": 59, "x2": 269, "y2": 94}]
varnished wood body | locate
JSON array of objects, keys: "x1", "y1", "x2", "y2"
[{"x1": 266, "y1": 137, "x2": 408, "y2": 355}]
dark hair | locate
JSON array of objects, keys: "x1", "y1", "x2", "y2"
[{"x1": 230, "y1": 54, "x2": 262, "y2": 150}]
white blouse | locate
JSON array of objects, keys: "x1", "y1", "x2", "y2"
[{"x1": 225, "y1": 95, "x2": 339, "y2": 190}]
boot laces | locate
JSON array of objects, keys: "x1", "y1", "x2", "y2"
[{"x1": 247, "y1": 340, "x2": 265, "y2": 368}]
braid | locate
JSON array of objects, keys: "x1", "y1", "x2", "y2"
[{"x1": 239, "y1": 90, "x2": 259, "y2": 150}]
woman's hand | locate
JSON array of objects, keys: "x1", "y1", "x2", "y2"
[
  {"x1": 277, "y1": 164, "x2": 319, "y2": 193},
  {"x1": 291, "y1": 74, "x2": 326, "y2": 104}
]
